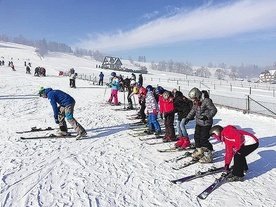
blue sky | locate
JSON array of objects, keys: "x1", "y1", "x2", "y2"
[{"x1": 1, "y1": 0, "x2": 276, "y2": 66}]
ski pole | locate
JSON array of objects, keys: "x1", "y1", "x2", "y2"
[
  {"x1": 132, "y1": 95, "x2": 138, "y2": 111},
  {"x1": 103, "y1": 85, "x2": 108, "y2": 102},
  {"x1": 123, "y1": 87, "x2": 126, "y2": 109}
]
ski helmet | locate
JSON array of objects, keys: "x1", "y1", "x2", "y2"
[
  {"x1": 130, "y1": 80, "x2": 136, "y2": 85},
  {"x1": 188, "y1": 87, "x2": 202, "y2": 100},
  {"x1": 111, "y1": 72, "x2": 116, "y2": 77},
  {"x1": 155, "y1": 86, "x2": 164, "y2": 95},
  {"x1": 137, "y1": 82, "x2": 142, "y2": 88},
  {"x1": 209, "y1": 125, "x2": 224, "y2": 141},
  {"x1": 146, "y1": 85, "x2": 153, "y2": 92}
]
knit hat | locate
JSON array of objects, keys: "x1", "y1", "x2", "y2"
[{"x1": 38, "y1": 87, "x2": 45, "y2": 97}]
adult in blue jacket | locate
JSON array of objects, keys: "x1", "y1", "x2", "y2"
[{"x1": 39, "y1": 87, "x2": 86, "y2": 139}]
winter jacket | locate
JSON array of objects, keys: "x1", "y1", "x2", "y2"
[
  {"x1": 44, "y1": 88, "x2": 75, "y2": 117},
  {"x1": 159, "y1": 92, "x2": 174, "y2": 114},
  {"x1": 221, "y1": 125, "x2": 259, "y2": 165},
  {"x1": 109, "y1": 77, "x2": 120, "y2": 90},
  {"x1": 99, "y1": 73, "x2": 104, "y2": 80},
  {"x1": 186, "y1": 97, "x2": 217, "y2": 126},
  {"x1": 173, "y1": 91, "x2": 193, "y2": 121},
  {"x1": 145, "y1": 91, "x2": 159, "y2": 113},
  {"x1": 70, "y1": 73, "x2": 77, "y2": 80}
]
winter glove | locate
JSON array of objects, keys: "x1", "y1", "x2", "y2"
[
  {"x1": 224, "y1": 164, "x2": 230, "y2": 172},
  {"x1": 153, "y1": 109, "x2": 157, "y2": 115},
  {"x1": 198, "y1": 115, "x2": 208, "y2": 121},
  {"x1": 184, "y1": 118, "x2": 190, "y2": 125},
  {"x1": 54, "y1": 116, "x2": 59, "y2": 124}
]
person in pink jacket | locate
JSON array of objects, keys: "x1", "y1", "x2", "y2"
[{"x1": 210, "y1": 125, "x2": 259, "y2": 182}]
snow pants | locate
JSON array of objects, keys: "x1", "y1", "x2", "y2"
[
  {"x1": 58, "y1": 103, "x2": 85, "y2": 134},
  {"x1": 108, "y1": 89, "x2": 119, "y2": 105},
  {"x1": 232, "y1": 142, "x2": 259, "y2": 177},
  {"x1": 194, "y1": 125, "x2": 213, "y2": 151},
  {"x1": 164, "y1": 111, "x2": 176, "y2": 139}
]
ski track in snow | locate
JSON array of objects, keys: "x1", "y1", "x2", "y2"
[{"x1": 0, "y1": 45, "x2": 276, "y2": 207}]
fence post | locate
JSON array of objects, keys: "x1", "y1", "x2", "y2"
[
  {"x1": 247, "y1": 95, "x2": 250, "y2": 112},
  {"x1": 230, "y1": 84, "x2": 232, "y2": 91},
  {"x1": 178, "y1": 86, "x2": 180, "y2": 91},
  {"x1": 249, "y1": 87, "x2": 251, "y2": 95}
]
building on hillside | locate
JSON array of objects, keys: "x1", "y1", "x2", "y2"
[
  {"x1": 259, "y1": 70, "x2": 276, "y2": 83},
  {"x1": 101, "y1": 56, "x2": 122, "y2": 70}
]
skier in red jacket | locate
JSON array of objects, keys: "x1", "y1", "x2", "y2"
[{"x1": 210, "y1": 125, "x2": 259, "y2": 182}]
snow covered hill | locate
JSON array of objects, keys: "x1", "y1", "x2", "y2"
[{"x1": 0, "y1": 42, "x2": 275, "y2": 207}]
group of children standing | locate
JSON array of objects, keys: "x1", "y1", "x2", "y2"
[{"x1": 106, "y1": 71, "x2": 259, "y2": 182}]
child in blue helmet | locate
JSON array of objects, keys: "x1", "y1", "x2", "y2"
[{"x1": 107, "y1": 72, "x2": 120, "y2": 105}]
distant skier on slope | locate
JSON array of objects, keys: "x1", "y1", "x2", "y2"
[{"x1": 210, "y1": 125, "x2": 259, "y2": 182}]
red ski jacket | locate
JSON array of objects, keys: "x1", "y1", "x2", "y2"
[{"x1": 221, "y1": 125, "x2": 258, "y2": 165}]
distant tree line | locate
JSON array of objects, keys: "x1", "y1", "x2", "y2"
[
  {"x1": 151, "y1": 60, "x2": 194, "y2": 75},
  {"x1": 138, "y1": 56, "x2": 146, "y2": 62},
  {"x1": 0, "y1": 34, "x2": 105, "y2": 62}
]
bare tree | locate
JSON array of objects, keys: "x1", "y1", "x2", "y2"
[{"x1": 214, "y1": 68, "x2": 226, "y2": 80}]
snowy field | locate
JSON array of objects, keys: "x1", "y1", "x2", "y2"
[{"x1": 0, "y1": 42, "x2": 276, "y2": 207}]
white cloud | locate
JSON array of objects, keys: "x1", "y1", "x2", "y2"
[
  {"x1": 75, "y1": 0, "x2": 276, "y2": 52},
  {"x1": 141, "y1": 10, "x2": 159, "y2": 20}
]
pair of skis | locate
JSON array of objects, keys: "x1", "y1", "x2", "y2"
[
  {"x1": 170, "y1": 166, "x2": 224, "y2": 184},
  {"x1": 20, "y1": 133, "x2": 77, "y2": 140},
  {"x1": 17, "y1": 127, "x2": 77, "y2": 140},
  {"x1": 170, "y1": 166, "x2": 229, "y2": 199},
  {"x1": 16, "y1": 127, "x2": 55, "y2": 134},
  {"x1": 158, "y1": 144, "x2": 195, "y2": 153}
]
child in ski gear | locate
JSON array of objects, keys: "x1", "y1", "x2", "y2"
[
  {"x1": 210, "y1": 125, "x2": 259, "y2": 181},
  {"x1": 69, "y1": 68, "x2": 77, "y2": 88},
  {"x1": 130, "y1": 73, "x2": 136, "y2": 81},
  {"x1": 40, "y1": 67, "x2": 46, "y2": 76},
  {"x1": 126, "y1": 79, "x2": 138, "y2": 110},
  {"x1": 10, "y1": 62, "x2": 15, "y2": 71},
  {"x1": 137, "y1": 83, "x2": 147, "y2": 123},
  {"x1": 99, "y1": 72, "x2": 104, "y2": 86},
  {"x1": 39, "y1": 87, "x2": 87, "y2": 139},
  {"x1": 138, "y1": 74, "x2": 143, "y2": 86},
  {"x1": 174, "y1": 90, "x2": 193, "y2": 149},
  {"x1": 107, "y1": 72, "x2": 120, "y2": 105},
  {"x1": 158, "y1": 88, "x2": 176, "y2": 141},
  {"x1": 26, "y1": 65, "x2": 31, "y2": 74},
  {"x1": 34, "y1": 67, "x2": 40, "y2": 76},
  {"x1": 145, "y1": 85, "x2": 161, "y2": 135},
  {"x1": 185, "y1": 88, "x2": 217, "y2": 163}
]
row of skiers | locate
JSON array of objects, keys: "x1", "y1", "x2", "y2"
[{"x1": 107, "y1": 71, "x2": 259, "y2": 182}]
